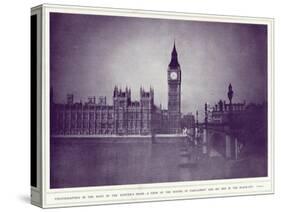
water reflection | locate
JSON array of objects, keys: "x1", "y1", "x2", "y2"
[
  {"x1": 50, "y1": 137, "x2": 184, "y2": 188},
  {"x1": 50, "y1": 136, "x2": 267, "y2": 189}
]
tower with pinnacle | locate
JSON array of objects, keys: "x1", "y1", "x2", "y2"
[{"x1": 167, "y1": 42, "x2": 182, "y2": 133}]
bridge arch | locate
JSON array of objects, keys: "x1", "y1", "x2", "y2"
[{"x1": 208, "y1": 132, "x2": 226, "y2": 157}]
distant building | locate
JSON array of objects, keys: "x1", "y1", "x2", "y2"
[
  {"x1": 181, "y1": 113, "x2": 195, "y2": 129},
  {"x1": 51, "y1": 43, "x2": 186, "y2": 135},
  {"x1": 112, "y1": 86, "x2": 159, "y2": 135},
  {"x1": 51, "y1": 87, "x2": 163, "y2": 135}
]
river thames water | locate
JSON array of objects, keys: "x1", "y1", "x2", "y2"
[{"x1": 50, "y1": 137, "x2": 266, "y2": 188}]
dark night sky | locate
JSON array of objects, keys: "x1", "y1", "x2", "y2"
[{"x1": 50, "y1": 12, "x2": 267, "y2": 119}]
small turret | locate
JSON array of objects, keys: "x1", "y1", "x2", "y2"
[
  {"x1": 196, "y1": 110, "x2": 199, "y2": 126},
  {"x1": 204, "y1": 102, "x2": 208, "y2": 124},
  {"x1": 113, "y1": 86, "x2": 118, "y2": 97}
]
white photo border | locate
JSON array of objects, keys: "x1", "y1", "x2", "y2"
[{"x1": 38, "y1": 4, "x2": 274, "y2": 208}]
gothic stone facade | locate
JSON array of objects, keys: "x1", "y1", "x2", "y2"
[
  {"x1": 51, "y1": 44, "x2": 183, "y2": 135},
  {"x1": 51, "y1": 87, "x2": 163, "y2": 135}
]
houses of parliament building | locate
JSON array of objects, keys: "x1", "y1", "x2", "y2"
[{"x1": 50, "y1": 43, "x2": 191, "y2": 135}]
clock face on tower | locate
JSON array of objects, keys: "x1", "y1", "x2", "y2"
[{"x1": 170, "y1": 72, "x2": 177, "y2": 80}]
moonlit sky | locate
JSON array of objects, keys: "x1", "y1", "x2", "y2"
[{"x1": 50, "y1": 12, "x2": 267, "y2": 119}]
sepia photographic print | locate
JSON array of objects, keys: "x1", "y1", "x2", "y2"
[{"x1": 30, "y1": 4, "x2": 274, "y2": 207}]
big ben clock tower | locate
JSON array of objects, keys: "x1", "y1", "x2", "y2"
[{"x1": 167, "y1": 42, "x2": 181, "y2": 134}]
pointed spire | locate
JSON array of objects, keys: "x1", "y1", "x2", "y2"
[
  {"x1": 140, "y1": 86, "x2": 143, "y2": 97},
  {"x1": 169, "y1": 40, "x2": 180, "y2": 68},
  {"x1": 172, "y1": 39, "x2": 177, "y2": 56},
  {"x1": 113, "y1": 85, "x2": 117, "y2": 97},
  {"x1": 196, "y1": 110, "x2": 199, "y2": 125}
]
